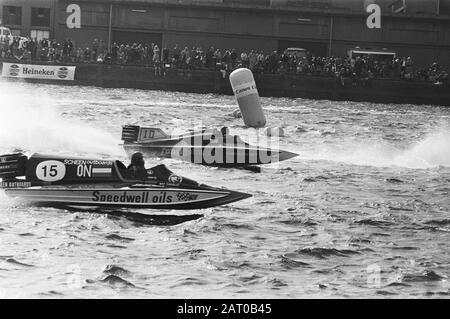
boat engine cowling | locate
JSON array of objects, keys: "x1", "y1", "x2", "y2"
[
  {"x1": 122, "y1": 125, "x2": 140, "y2": 142},
  {"x1": 0, "y1": 153, "x2": 28, "y2": 179}
]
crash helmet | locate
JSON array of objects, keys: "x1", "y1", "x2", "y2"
[{"x1": 131, "y1": 152, "x2": 145, "y2": 167}]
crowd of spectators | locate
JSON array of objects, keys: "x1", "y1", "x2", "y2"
[{"x1": 0, "y1": 35, "x2": 448, "y2": 85}]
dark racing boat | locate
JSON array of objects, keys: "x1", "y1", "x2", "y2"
[
  {"x1": 0, "y1": 153, "x2": 251, "y2": 211},
  {"x1": 121, "y1": 125, "x2": 298, "y2": 168}
]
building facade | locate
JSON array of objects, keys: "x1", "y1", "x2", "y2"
[
  {"x1": 54, "y1": 0, "x2": 450, "y2": 67},
  {"x1": 0, "y1": 0, "x2": 56, "y2": 40},
  {"x1": 1, "y1": 0, "x2": 449, "y2": 67}
]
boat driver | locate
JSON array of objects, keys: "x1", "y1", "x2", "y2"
[{"x1": 127, "y1": 152, "x2": 148, "y2": 180}]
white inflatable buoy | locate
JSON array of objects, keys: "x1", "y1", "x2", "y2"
[
  {"x1": 229, "y1": 68, "x2": 266, "y2": 128},
  {"x1": 265, "y1": 127, "x2": 285, "y2": 137}
]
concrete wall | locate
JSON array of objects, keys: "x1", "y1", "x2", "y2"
[{"x1": 1, "y1": 58, "x2": 448, "y2": 105}]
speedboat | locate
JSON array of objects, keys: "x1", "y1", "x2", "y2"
[
  {"x1": 121, "y1": 125, "x2": 298, "y2": 168},
  {"x1": 0, "y1": 153, "x2": 251, "y2": 210}
]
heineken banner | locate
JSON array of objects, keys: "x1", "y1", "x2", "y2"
[{"x1": 1, "y1": 63, "x2": 76, "y2": 81}]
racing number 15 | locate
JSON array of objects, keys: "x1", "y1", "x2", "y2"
[
  {"x1": 42, "y1": 165, "x2": 58, "y2": 178},
  {"x1": 36, "y1": 160, "x2": 66, "y2": 182}
]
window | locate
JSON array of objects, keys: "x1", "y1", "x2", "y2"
[
  {"x1": 30, "y1": 30, "x2": 50, "y2": 42},
  {"x1": 37, "y1": 8, "x2": 46, "y2": 18},
  {"x1": 31, "y1": 7, "x2": 51, "y2": 27},
  {"x1": 2, "y1": 6, "x2": 22, "y2": 26},
  {"x1": 390, "y1": 0, "x2": 407, "y2": 14},
  {"x1": 441, "y1": 0, "x2": 450, "y2": 15}
]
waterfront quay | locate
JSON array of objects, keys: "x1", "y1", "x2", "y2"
[{"x1": 1, "y1": 59, "x2": 449, "y2": 106}]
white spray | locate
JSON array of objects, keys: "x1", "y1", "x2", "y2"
[
  {"x1": 299, "y1": 126, "x2": 450, "y2": 169},
  {"x1": 0, "y1": 81, "x2": 124, "y2": 158}
]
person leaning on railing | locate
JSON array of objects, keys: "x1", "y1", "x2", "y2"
[{"x1": 2, "y1": 35, "x2": 447, "y2": 84}]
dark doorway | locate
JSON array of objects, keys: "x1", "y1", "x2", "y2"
[
  {"x1": 112, "y1": 31, "x2": 162, "y2": 47},
  {"x1": 278, "y1": 40, "x2": 327, "y2": 57}
]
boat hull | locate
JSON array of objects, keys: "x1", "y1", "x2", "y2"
[
  {"x1": 124, "y1": 144, "x2": 298, "y2": 166},
  {"x1": 4, "y1": 186, "x2": 251, "y2": 210}
]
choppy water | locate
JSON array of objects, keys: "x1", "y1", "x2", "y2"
[{"x1": 0, "y1": 80, "x2": 449, "y2": 298}]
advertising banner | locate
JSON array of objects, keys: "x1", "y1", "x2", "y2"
[{"x1": 1, "y1": 63, "x2": 76, "y2": 81}]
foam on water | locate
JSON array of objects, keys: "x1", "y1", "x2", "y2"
[
  {"x1": 0, "y1": 83, "x2": 449, "y2": 298},
  {"x1": 0, "y1": 192, "x2": 14, "y2": 208},
  {"x1": 299, "y1": 126, "x2": 450, "y2": 169},
  {"x1": 0, "y1": 82, "x2": 124, "y2": 157},
  {"x1": 400, "y1": 128, "x2": 450, "y2": 168}
]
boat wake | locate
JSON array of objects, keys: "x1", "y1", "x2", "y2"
[
  {"x1": 0, "y1": 192, "x2": 14, "y2": 208},
  {"x1": 299, "y1": 126, "x2": 450, "y2": 169},
  {"x1": 60, "y1": 206, "x2": 204, "y2": 226},
  {"x1": 0, "y1": 82, "x2": 123, "y2": 158}
]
